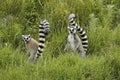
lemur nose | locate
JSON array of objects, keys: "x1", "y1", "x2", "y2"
[{"x1": 70, "y1": 31, "x2": 73, "y2": 33}]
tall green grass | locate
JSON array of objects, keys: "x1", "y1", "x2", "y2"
[{"x1": 0, "y1": 0, "x2": 120, "y2": 79}]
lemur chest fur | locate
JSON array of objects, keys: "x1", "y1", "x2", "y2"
[
  {"x1": 26, "y1": 38, "x2": 39, "y2": 54},
  {"x1": 68, "y1": 34, "x2": 76, "y2": 49}
]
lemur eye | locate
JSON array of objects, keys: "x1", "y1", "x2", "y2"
[
  {"x1": 70, "y1": 20, "x2": 73, "y2": 23},
  {"x1": 73, "y1": 24, "x2": 75, "y2": 26}
]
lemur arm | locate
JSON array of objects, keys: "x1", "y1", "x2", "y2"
[
  {"x1": 28, "y1": 53, "x2": 35, "y2": 62},
  {"x1": 74, "y1": 43, "x2": 80, "y2": 51},
  {"x1": 64, "y1": 41, "x2": 70, "y2": 52},
  {"x1": 74, "y1": 35, "x2": 81, "y2": 51},
  {"x1": 28, "y1": 52, "x2": 30, "y2": 57}
]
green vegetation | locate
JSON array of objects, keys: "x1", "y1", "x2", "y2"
[{"x1": 0, "y1": 0, "x2": 120, "y2": 79}]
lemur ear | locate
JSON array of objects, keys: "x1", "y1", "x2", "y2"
[
  {"x1": 67, "y1": 27, "x2": 70, "y2": 29},
  {"x1": 22, "y1": 35, "x2": 24, "y2": 38},
  {"x1": 28, "y1": 34, "x2": 31, "y2": 38}
]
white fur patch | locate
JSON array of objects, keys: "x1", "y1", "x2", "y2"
[
  {"x1": 38, "y1": 47, "x2": 44, "y2": 51},
  {"x1": 39, "y1": 43, "x2": 45, "y2": 47},
  {"x1": 39, "y1": 33, "x2": 45, "y2": 36},
  {"x1": 39, "y1": 38, "x2": 45, "y2": 41},
  {"x1": 81, "y1": 35, "x2": 87, "y2": 39},
  {"x1": 82, "y1": 40, "x2": 88, "y2": 43}
]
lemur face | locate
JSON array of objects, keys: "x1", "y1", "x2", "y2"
[
  {"x1": 22, "y1": 35, "x2": 31, "y2": 43},
  {"x1": 68, "y1": 27, "x2": 76, "y2": 34}
]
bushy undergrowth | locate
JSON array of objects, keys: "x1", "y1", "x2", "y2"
[
  {"x1": 0, "y1": 46, "x2": 120, "y2": 80},
  {"x1": 0, "y1": 0, "x2": 120, "y2": 80}
]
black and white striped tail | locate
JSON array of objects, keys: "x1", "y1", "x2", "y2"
[
  {"x1": 36, "y1": 20, "x2": 50, "y2": 58},
  {"x1": 77, "y1": 26, "x2": 88, "y2": 52},
  {"x1": 40, "y1": 19, "x2": 50, "y2": 35},
  {"x1": 69, "y1": 13, "x2": 88, "y2": 52},
  {"x1": 36, "y1": 23, "x2": 46, "y2": 58}
]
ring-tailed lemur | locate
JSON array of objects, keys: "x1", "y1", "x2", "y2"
[
  {"x1": 68, "y1": 13, "x2": 88, "y2": 53},
  {"x1": 64, "y1": 26, "x2": 86, "y2": 57},
  {"x1": 64, "y1": 13, "x2": 88, "y2": 57},
  {"x1": 22, "y1": 20, "x2": 50, "y2": 62}
]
